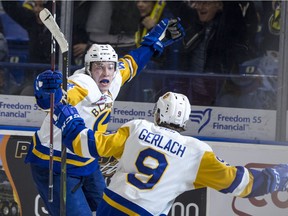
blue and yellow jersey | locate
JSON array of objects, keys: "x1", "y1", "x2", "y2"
[
  {"x1": 63, "y1": 119, "x2": 271, "y2": 215},
  {"x1": 25, "y1": 46, "x2": 154, "y2": 176}
]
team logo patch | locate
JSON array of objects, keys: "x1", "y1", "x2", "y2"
[
  {"x1": 216, "y1": 156, "x2": 230, "y2": 166},
  {"x1": 67, "y1": 82, "x2": 75, "y2": 90},
  {"x1": 92, "y1": 94, "x2": 113, "y2": 107},
  {"x1": 118, "y1": 62, "x2": 125, "y2": 70}
]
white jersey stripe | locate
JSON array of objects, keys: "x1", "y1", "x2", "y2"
[
  {"x1": 80, "y1": 128, "x2": 93, "y2": 158},
  {"x1": 232, "y1": 167, "x2": 250, "y2": 196}
]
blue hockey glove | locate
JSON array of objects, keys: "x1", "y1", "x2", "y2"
[
  {"x1": 165, "y1": 18, "x2": 185, "y2": 46},
  {"x1": 34, "y1": 70, "x2": 63, "y2": 109},
  {"x1": 35, "y1": 70, "x2": 62, "y2": 93},
  {"x1": 53, "y1": 103, "x2": 86, "y2": 139},
  {"x1": 263, "y1": 164, "x2": 288, "y2": 192},
  {"x1": 141, "y1": 17, "x2": 185, "y2": 57}
]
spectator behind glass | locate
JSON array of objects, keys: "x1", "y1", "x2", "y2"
[
  {"x1": 135, "y1": 0, "x2": 180, "y2": 70},
  {"x1": 1, "y1": 0, "x2": 61, "y2": 95},
  {"x1": 2, "y1": 0, "x2": 59, "y2": 64},
  {"x1": 0, "y1": 23, "x2": 19, "y2": 95},
  {"x1": 71, "y1": 1, "x2": 91, "y2": 66},
  {"x1": 177, "y1": 1, "x2": 255, "y2": 106},
  {"x1": 261, "y1": 0, "x2": 280, "y2": 52},
  {"x1": 127, "y1": 1, "x2": 182, "y2": 102},
  {"x1": 86, "y1": 1, "x2": 139, "y2": 58},
  {"x1": 215, "y1": 1, "x2": 280, "y2": 109}
]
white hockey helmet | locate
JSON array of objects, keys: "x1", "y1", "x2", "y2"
[
  {"x1": 84, "y1": 44, "x2": 118, "y2": 76},
  {"x1": 154, "y1": 92, "x2": 191, "y2": 131}
]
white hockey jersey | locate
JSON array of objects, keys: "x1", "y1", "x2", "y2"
[
  {"x1": 25, "y1": 50, "x2": 147, "y2": 176},
  {"x1": 64, "y1": 119, "x2": 258, "y2": 215}
]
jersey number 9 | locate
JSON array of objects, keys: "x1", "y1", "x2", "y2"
[{"x1": 127, "y1": 148, "x2": 168, "y2": 190}]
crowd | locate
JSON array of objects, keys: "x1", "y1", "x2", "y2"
[{"x1": 0, "y1": 0, "x2": 282, "y2": 107}]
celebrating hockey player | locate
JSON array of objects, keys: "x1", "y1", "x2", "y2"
[
  {"x1": 25, "y1": 18, "x2": 185, "y2": 215},
  {"x1": 53, "y1": 91, "x2": 288, "y2": 216}
]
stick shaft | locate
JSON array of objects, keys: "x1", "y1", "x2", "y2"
[
  {"x1": 48, "y1": 0, "x2": 56, "y2": 203},
  {"x1": 60, "y1": 51, "x2": 68, "y2": 216},
  {"x1": 39, "y1": 7, "x2": 69, "y2": 214}
]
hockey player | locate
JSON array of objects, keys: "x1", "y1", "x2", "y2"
[
  {"x1": 53, "y1": 91, "x2": 288, "y2": 216},
  {"x1": 25, "y1": 18, "x2": 185, "y2": 216}
]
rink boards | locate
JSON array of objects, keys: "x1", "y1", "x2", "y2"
[
  {"x1": 1, "y1": 131, "x2": 288, "y2": 216},
  {"x1": 0, "y1": 95, "x2": 287, "y2": 215}
]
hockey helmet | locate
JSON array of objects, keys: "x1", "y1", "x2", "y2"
[
  {"x1": 84, "y1": 44, "x2": 118, "y2": 76},
  {"x1": 154, "y1": 92, "x2": 191, "y2": 130}
]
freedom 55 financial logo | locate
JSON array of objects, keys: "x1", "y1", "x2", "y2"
[
  {"x1": 188, "y1": 107, "x2": 274, "y2": 140},
  {"x1": 190, "y1": 108, "x2": 212, "y2": 133}
]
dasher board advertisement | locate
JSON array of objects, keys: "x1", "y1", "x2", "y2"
[
  {"x1": 0, "y1": 95, "x2": 278, "y2": 140},
  {"x1": 0, "y1": 131, "x2": 45, "y2": 216},
  {"x1": 0, "y1": 130, "x2": 207, "y2": 216},
  {"x1": 109, "y1": 102, "x2": 276, "y2": 141},
  {"x1": 207, "y1": 142, "x2": 288, "y2": 216}
]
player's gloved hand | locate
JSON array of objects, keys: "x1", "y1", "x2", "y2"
[
  {"x1": 34, "y1": 70, "x2": 63, "y2": 109},
  {"x1": 53, "y1": 103, "x2": 86, "y2": 140},
  {"x1": 165, "y1": 18, "x2": 185, "y2": 46},
  {"x1": 263, "y1": 164, "x2": 288, "y2": 192},
  {"x1": 141, "y1": 17, "x2": 185, "y2": 57},
  {"x1": 35, "y1": 70, "x2": 62, "y2": 93}
]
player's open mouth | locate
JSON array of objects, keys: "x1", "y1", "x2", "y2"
[{"x1": 100, "y1": 79, "x2": 110, "y2": 85}]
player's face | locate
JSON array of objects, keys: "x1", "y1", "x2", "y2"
[
  {"x1": 90, "y1": 62, "x2": 116, "y2": 93},
  {"x1": 189, "y1": 1, "x2": 223, "y2": 23},
  {"x1": 136, "y1": 1, "x2": 155, "y2": 17}
]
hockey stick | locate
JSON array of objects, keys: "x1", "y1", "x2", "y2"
[
  {"x1": 48, "y1": 0, "x2": 56, "y2": 203},
  {"x1": 39, "y1": 8, "x2": 68, "y2": 216}
]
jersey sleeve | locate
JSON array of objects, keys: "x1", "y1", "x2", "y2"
[
  {"x1": 194, "y1": 151, "x2": 255, "y2": 197},
  {"x1": 195, "y1": 151, "x2": 275, "y2": 197},
  {"x1": 118, "y1": 46, "x2": 155, "y2": 85},
  {"x1": 63, "y1": 125, "x2": 130, "y2": 160}
]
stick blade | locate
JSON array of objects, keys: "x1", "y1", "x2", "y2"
[{"x1": 39, "y1": 8, "x2": 68, "y2": 53}]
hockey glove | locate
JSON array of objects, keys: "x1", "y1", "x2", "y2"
[
  {"x1": 165, "y1": 18, "x2": 185, "y2": 46},
  {"x1": 141, "y1": 18, "x2": 185, "y2": 57},
  {"x1": 263, "y1": 164, "x2": 288, "y2": 192},
  {"x1": 53, "y1": 103, "x2": 86, "y2": 140},
  {"x1": 34, "y1": 70, "x2": 63, "y2": 109}
]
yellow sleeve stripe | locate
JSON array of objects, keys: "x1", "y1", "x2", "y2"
[
  {"x1": 96, "y1": 126, "x2": 129, "y2": 159},
  {"x1": 67, "y1": 80, "x2": 88, "y2": 106},
  {"x1": 73, "y1": 132, "x2": 83, "y2": 157},
  {"x1": 232, "y1": 168, "x2": 250, "y2": 196},
  {"x1": 103, "y1": 193, "x2": 140, "y2": 216},
  {"x1": 32, "y1": 147, "x2": 94, "y2": 166},
  {"x1": 32, "y1": 133, "x2": 94, "y2": 166},
  {"x1": 239, "y1": 171, "x2": 254, "y2": 197},
  {"x1": 72, "y1": 129, "x2": 93, "y2": 158}
]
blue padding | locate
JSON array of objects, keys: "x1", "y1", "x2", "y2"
[{"x1": 0, "y1": 125, "x2": 39, "y2": 131}]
